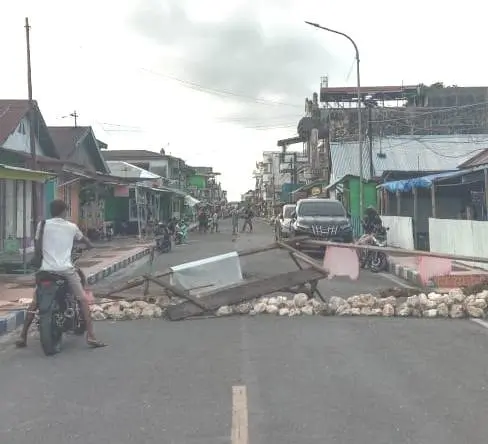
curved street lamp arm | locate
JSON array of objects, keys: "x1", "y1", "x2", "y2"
[{"x1": 304, "y1": 21, "x2": 359, "y2": 61}]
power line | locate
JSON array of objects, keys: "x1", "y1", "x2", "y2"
[{"x1": 140, "y1": 68, "x2": 303, "y2": 109}]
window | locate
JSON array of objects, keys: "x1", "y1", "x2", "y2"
[
  {"x1": 298, "y1": 201, "x2": 346, "y2": 217},
  {"x1": 17, "y1": 121, "x2": 26, "y2": 135},
  {"x1": 129, "y1": 197, "x2": 138, "y2": 221}
]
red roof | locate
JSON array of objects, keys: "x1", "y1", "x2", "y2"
[
  {"x1": 0, "y1": 99, "x2": 59, "y2": 159},
  {"x1": 0, "y1": 100, "x2": 31, "y2": 146},
  {"x1": 320, "y1": 85, "x2": 418, "y2": 93}
]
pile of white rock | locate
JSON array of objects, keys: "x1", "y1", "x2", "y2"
[
  {"x1": 89, "y1": 300, "x2": 163, "y2": 321},
  {"x1": 215, "y1": 288, "x2": 488, "y2": 319}
]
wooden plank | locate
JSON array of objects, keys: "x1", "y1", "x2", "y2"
[
  {"x1": 146, "y1": 276, "x2": 210, "y2": 311},
  {"x1": 299, "y1": 238, "x2": 488, "y2": 264},
  {"x1": 278, "y1": 241, "x2": 329, "y2": 276},
  {"x1": 166, "y1": 268, "x2": 324, "y2": 321}
]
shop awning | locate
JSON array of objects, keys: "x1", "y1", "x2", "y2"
[
  {"x1": 163, "y1": 186, "x2": 187, "y2": 196},
  {"x1": 185, "y1": 195, "x2": 200, "y2": 207},
  {"x1": 0, "y1": 164, "x2": 56, "y2": 182},
  {"x1": 379, "y1": 170, "x2": 463, "y2": 193}
]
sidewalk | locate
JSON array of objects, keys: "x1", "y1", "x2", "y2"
[
  {"x1": 0, "y1": 238, "x2": 153, "y2": 336},
  {"x1": 388, "y1": 255, "x2": 488, "y2": 289},
  {"x1": 0, "y1": 223, "x2": 199, "y2": 335}
]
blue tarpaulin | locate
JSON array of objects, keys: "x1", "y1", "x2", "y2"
[{"x1": 380, "y1": 170, "x2": 463, "y2": 193}]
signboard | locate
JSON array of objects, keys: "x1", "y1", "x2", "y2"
[{"x1": 311, "y1": 186, "x2": 321, "y2": 196}]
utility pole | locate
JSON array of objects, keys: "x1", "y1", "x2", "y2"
[
  {"x1": 70, "y1": 110, "x2": 78, "y2": 127},
  {"x1": 25, "y1": 17, "x2": 38, "y2": 227},
  {"x1": 364, "y1": 97, "x2": 377, "y2": 179},
  {"x1": 305, "y1": 21, "x2": 364, "y2": 215},
  {"x1": 271, "y1": 173, "x2": 276, "y2": 215},
  {"x1": 367, "y1": 103, "x2": 374, "y2": 178}
]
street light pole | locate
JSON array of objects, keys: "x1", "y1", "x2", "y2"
[{"x1": 305, "y1": 21, "x2": 364, "y2": 217}]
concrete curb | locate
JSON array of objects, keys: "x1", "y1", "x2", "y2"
[
  {"x1": 0, "y1": 245, "x2": 154, "y2": 336},
  {"x1": 388, "y1": 258, "x2": 422, "y2": 286},
  {"x1": 0, "y1": 223, "x2": 200, "y2": 335}
]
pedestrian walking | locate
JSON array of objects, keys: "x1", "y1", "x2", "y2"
[
  {"x1": 242, "y1": 207, "x2": 254, "y2": 233},
  {"x1": 198, "y1": 209, "x2": 207, "y2": 234},
  {"x1": 211, "y1": 211, "x2": 219, "y2": 233},
  {"x1": 231, "y1": 208, "x2": 239, "y2": 235}
]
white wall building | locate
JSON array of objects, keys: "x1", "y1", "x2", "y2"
[{"x1": 253, "y1": 150, "x2": 308, "y2": 206}]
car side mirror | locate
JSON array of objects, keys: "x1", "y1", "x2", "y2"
[
  {"x1": 347, "y1": 212, "x2": 351, "y2": 218},
  {"x1": 291, "y1": 212, "x2": 297, "y2": 220},
  {"x1": 279, "y1": 214, "x2": 284, "y2": 220}
]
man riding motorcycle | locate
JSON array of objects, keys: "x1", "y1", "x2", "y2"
[
  {"x1": 362, "y1": 206, "x2": 384, "y2": 235},
  {"x1": 16, "y1": 200, "x2": 106, "y2": 349}
]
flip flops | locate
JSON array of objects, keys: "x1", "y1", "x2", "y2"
[{"x1": 87, "y1": 339, "x2": 107, "y2": 348}]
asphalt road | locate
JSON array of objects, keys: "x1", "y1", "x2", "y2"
[
  {"x1": 95, "y1": 218, "x2": 409, "y2": 297},
  {"x1": 1, "y1": 220, "x2": 488, "y2": 443}
]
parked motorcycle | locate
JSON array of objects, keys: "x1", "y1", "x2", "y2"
[
  {"x1": 357, "y1": 227, "x2": 389, "y2": 273},
  {"x1": 35, "y1": 247, "x2": 87, "y2": 356}
]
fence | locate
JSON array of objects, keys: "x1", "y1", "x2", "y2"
[
  {"x1": 382, "y1": 216, "x2": 414, "y2": 250},
  {"x1": 429, "y1": 218, "x2": 488, "y2": 270},
  {"x1": 350, "y1": 216, "x2": 363, "y2": 239}
]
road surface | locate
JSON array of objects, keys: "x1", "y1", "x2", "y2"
[{"x1": 1, "y1": 219, "x2": 488, "y2": 443}]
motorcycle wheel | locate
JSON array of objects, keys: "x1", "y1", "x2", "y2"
[
  {"x1": 39, "y1": 304, "x2": 63, "y2": 356},
  {"x1": 370, "y1": 253, "x2": 388, "y2": 273}
]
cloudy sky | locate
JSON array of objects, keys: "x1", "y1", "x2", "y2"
[{"x1": 2, "y1": 0, "x2": 486, "y2": 200}]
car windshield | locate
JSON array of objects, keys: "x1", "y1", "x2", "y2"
[
  {"x1": 283, "y1": 206, "x2": 295, "y2": 218},
  {"x1": 298, "y1": 201, "x2": 346, "y2": 217}
]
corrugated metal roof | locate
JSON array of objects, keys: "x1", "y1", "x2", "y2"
[
  {"x1": 330, "y1": 135, "x2": 488, "y2": 182},
  {"x1": 458, "y1": 148, "x2": 488, "y2": 168},
  {"x1": 106, "y1": 160, "x2": 160, "y2": 179}
]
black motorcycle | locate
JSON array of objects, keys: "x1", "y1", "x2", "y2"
[
  {"x1": 35, "y1": 248, "x2": 87, "y2": 356},
  {"x1": 358, "y1": 226, "x2": 389, "y2": 273}
]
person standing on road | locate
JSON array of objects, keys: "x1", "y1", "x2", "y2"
[
  {"x1": 231, "y1": 208, "x2": 239, "y2": 234},
  {"x1": 212, "y1": 210, "x2": 219, "y2": 233},
  {"x1": 16, "y1": 199, "x2": 106, "y2": 349},
  {"x1": 198, "y1": 209, "x2": 207, "y2": 234},
  {"x1": 242, "y1": 206, "x2": 254, "y2": 233}
]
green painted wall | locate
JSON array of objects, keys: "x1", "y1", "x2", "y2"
[
  {"x1": 104, "y1": 196, "x2": 129, "y2": 221},
  {"x1": 347, "y1": 177, "x2": 377, "y2": 217},
  {"x1": 188, "y1": 175, "x2": 206, "y2": 189}
]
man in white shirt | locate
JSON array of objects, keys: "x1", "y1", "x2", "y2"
[
  {"x1": 16, "y1": 200, "x2": 105, "y2": 348},
  {"x1": 212, "y1": 211, "x2": 219, "y2": 233}
]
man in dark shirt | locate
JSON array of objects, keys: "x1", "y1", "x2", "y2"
[
  {"x1": 362, "y1": 206, "x2": 383, "y2": 234},
  {"x1": 242, "y1": 207, "x2": 254, "y2": 232}
]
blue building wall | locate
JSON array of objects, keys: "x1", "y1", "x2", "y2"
[
  {"x1": 44, "y1": 179, "x2": 56, "y2": 217},
  {"x1": 281, "y1": 183, "x2": 300, "y2": 203}
]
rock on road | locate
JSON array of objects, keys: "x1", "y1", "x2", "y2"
[{"x1": 1, "y1": 220, "x2": 488, "y2": 443}]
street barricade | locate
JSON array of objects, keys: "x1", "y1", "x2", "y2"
[{"x1": 170, "y1": 252, "x2": 243, "y2": 295}]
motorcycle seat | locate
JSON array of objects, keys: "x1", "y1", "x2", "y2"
[{"x1": 35, "y1": 271, "x2": 68, "y2": 284}]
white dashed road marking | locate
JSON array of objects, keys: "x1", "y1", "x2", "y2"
[{"x1": 232, "y1": 385, "x2": 249, "y2": 444}]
